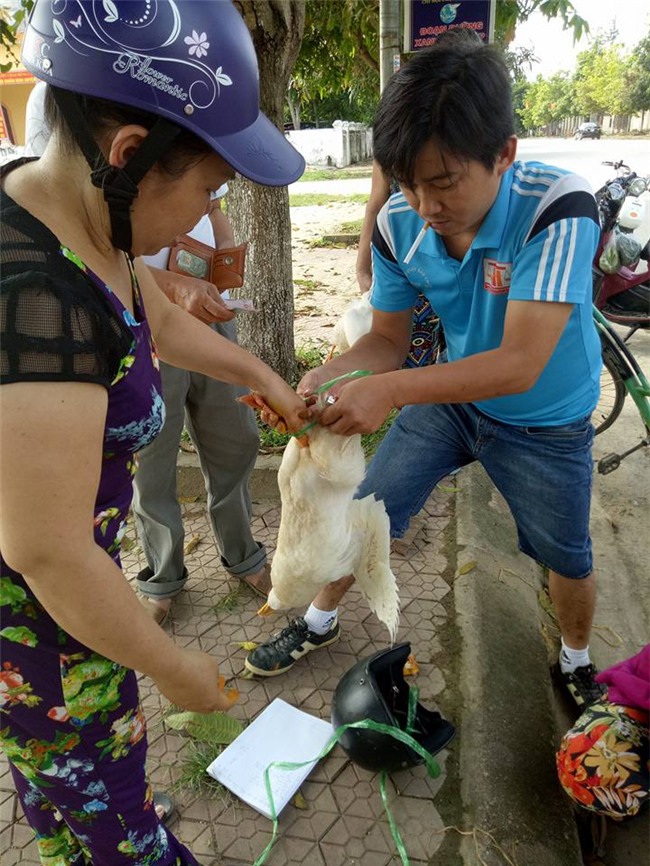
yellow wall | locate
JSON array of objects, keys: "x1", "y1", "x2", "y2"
[
  {"x1": 0, "y1": 82, "x2": 33, "y2": 144},
  {"x1": 0, "y1": 33, "x2": 34, "y2": 144}
]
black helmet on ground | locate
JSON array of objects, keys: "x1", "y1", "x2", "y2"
[{"x1": 331, "y1": 643, "x2": 455, "y2": 773}]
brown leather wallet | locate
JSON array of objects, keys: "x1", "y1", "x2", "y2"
[{"x1": 167, "y1": 235, "x2": 247, "y2": 290}]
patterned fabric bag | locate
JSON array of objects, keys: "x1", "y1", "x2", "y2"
[
  {"x1": 556, "y1": 701, "x2": 649, "y2": 819},
  {"x1": 402, "y1": 293, "x2": 445, "y2": 368}
]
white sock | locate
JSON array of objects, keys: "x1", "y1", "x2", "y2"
[
  {"x1": 559, "y1": 638, "x2": 591, "y2": 673},
  {"x1": 304, "y1": 604, "x2": 338, "y2": 635}
]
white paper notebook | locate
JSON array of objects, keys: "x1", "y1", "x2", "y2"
[{"x1": 206, "y1": 698, "x2": 334, "y2": 819}]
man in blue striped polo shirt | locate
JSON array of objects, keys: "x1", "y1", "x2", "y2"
[{"x1": 246, "y1": 37, "x2": 605, "y2": 710}]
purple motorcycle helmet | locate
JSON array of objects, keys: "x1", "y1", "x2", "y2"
[{"x1": 21, "y1": 0, "x2": 304, "y2": 249}]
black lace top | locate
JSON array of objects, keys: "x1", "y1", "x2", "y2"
[{"x1": 0, "y1": 158, "x2": 133, "y2": 386}]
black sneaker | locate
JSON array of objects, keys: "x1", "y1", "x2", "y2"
[
  {"x1": 556, "y1": 663, "x2": 607, "y2": 710},
  {"x1": 245, "y1": 616, "x2": 340, "y2": 677}
]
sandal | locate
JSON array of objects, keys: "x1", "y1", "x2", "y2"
[
  {"x1": 239, "y1": 563, "x2": 272, "y2": 598},
  {"x1": 153, "y1": 791, "x2": 175, "y2": 824},
  {"x1": 138, "y1": 594, "x2": 172, "y2": 626}
]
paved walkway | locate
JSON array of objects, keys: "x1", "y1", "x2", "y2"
[
  {"x1": 0, "y1": 482, "x2": 460, "y2": 866},
  {"x1": 2, "y1": 450, "x2": 648, "y2": 865}
]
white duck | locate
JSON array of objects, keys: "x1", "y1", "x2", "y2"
[
  {"x1": 261, "y1": 424, "x2": 399, "y2": 641},
  {"x1": 331, "y1": 291, "x2": 373, "y2": 355}
]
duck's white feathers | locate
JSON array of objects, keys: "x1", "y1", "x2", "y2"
[
  {"x1": 268, "y1": 426, "x2": 399, "y2": 640},
  {"x1": 350, "y1": 495, "x2": 399, "y2": 642},
  {"x1": 332, "y1": 291, "x2": 373, "y2": 352}
]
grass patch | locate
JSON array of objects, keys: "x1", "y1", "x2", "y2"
[
  {"x1": 211, "y1": 583, "x2": 250, "y2": 616},
  {"x1": 294, "y1": 278, "x2": 324, "y2": 291},
  {"x1": 289, "y1": 192, "x2": 368, "y2": 207},
  {"x1": 162, "y1": 706, "x2": 245, "y2": 802},
  {"x1": 362, "y1": 410, "x2": 398, "y2": 459},
  {"x1": 309, "y1": 236, "x2": 356, "y2": 249},
  {"x1": 171, "y1": 739, "x2": 232, "y2": 800},
  {"x1": 307, "y1": 217, "x2": 363, "y2": 248},
  {"x1": 258, "y1": 425, "x2": 291, "y2": 452},
  {"x1": 338, "y1": 218, "x2": 364, "y2": 235},
  {"x1": 310, "y1": 238, "x2": 340, "y2": 248},
  {"x1": 179, "y1": 428, "x2": 194, "y2": 451},
  {"x1": 294, "y1": 343, "x2": 330, "y2": 384},
  {"x1": 299, "y1": 166, "x2": 373, "y2": 182}
]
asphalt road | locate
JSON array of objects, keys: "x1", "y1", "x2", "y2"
[{"x1": 293, "y1": 136, "x2": 650, "y2": 239}]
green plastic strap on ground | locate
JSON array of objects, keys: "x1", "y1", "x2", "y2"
[
  {"x1": 251, "y1": 710, "x2": 440, "y2": 866},
  {"x1": 292, "y1": 369, "x2": 373, "y2": 438},
  {"x1": 406, "y1": 685, "x2": 419, "y2": 734}
]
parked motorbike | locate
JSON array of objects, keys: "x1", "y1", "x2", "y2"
[{"x1": 592, "y1": 161, "x2": 650, "y2": 338}]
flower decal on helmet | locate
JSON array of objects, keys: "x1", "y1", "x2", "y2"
[
  {"x1": 22, "y1": 0, "x2": 305, "y2": 187},
  {"x1": 40, "y1": 1, "x2": 233, "y2": 112},
  {"x1": 184, "y1": 30, "x2": 209, "y2": 59}
]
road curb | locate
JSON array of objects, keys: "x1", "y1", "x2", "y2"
[
  {"x1": 454, "y1": 463, "x2": 583, "y2": 866},
  {"x1": 177, "y1": 450, "x2": 281, "y2": 503}
]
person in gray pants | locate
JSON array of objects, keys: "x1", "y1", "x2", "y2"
[{"x1": 134, "y1": 193, "x2": 270, "y2": 624}]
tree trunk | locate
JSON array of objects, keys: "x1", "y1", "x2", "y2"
[
  {"x1": 286, "y1": 91, "x2": 302, "y2": 130},
  {"x1": 228, "y1": 177, "x2": 297, "y2": 380},
  {"x1": 230, "y1": 1, "x2": 306, "y2": 383}
]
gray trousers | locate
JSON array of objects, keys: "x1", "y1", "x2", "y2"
[{"x1": 132, "y1": 320, "x2": 265, "y2": 600}]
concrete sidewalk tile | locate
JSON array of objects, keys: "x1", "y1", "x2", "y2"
[
  {"x1": 330, "y1": 767, "x2": 386, "y2": 820},
  {"x1": 9, "y1": 818, "x2": 37, "y2": 850},
  {"x1": 0, "y1": 763, "x2": 16, "y2": 793},
  {"x1": 309, "y1": 751, "x2": 348, "y2": 784},
  {"x1": 1, "y1": 481, "x2": 457, "y2": 865},
  {"x1": 393, "y1": 756, "x2": 449, "y2": 800},
  {"x1": 0, "y1": 791, "x2": 16, "y2": 829},
  {"x1": 320, "y1": 813, "x2": 382, "y2": 860},
  {"x1": 281, "y1": 782, "x2": 339, "y2": 839},
  {"x1": 176, "y1": 819, "x2": 217, "y2": 859},
  {"x1": 379, "y1": 794, "x2": 446, "y2": 861}
]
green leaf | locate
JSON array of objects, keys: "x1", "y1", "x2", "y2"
[{"x1": 164, "y1": 711, "x2": 244, "y2": 745}]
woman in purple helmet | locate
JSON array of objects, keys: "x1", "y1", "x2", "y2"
[{"x1": 0, "y1": 2, "x2": 306, "y2": 863}]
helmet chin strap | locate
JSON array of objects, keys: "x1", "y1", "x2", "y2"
[{"x1": 52, "y1": 89, "x2": 181, "y2": 254}]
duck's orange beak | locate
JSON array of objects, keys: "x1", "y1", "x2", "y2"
[{"x1": 257, "y1": 601, "x2": 274, "y2": 616}]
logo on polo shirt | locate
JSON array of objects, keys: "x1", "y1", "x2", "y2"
[{"x1": 483, "y1": 259, "x2": 512, "y2": 295}]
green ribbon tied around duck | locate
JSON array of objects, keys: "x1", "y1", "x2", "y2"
[{"x1": 292, "y1": 369, "x2": 373, "y2": 439}]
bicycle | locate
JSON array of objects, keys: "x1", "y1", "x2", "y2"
[{"x1": 592, "y1": 305, "x2": 650, "y2": 474}]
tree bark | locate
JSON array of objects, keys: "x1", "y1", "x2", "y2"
[
  {"x1": 286, "y1": 90, "x2": 302, "y2": 130},
  {"x1": 229, "y1": 1, "x2": 306, "y2": 383}
]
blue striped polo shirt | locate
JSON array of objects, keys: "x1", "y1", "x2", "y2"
[{"x1": 370, "y1": 160, "x2": 602, "y2": 426}]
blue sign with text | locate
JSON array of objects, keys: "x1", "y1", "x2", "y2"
[{"x1": 404, "y1": 1, "x2": 495, "y2": 52}]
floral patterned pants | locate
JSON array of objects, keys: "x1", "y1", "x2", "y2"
[
  {"x1": 1, "y1": 642, "x2": 200, "y2": 866},
  {"x1": 556, "y1": 700, "x2": 649, "y2": 819}
]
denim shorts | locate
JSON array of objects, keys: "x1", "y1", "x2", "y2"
[{"x1": 356, "y1": 402, "x2": 594, "y2": 579}]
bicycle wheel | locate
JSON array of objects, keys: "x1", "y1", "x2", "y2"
[{"x1": 594, "y1": 343, "x2": 626, "y2": 435}]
